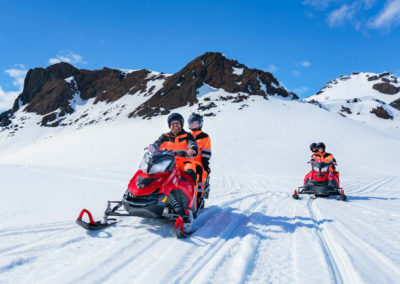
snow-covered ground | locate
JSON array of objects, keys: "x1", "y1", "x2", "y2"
[{"x1": 1, "y1": 96, "x2": 400, "y2": 283}]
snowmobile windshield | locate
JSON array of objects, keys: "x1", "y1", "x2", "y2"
[
  {"x1": 312, "y1": 162, "x2": 330, "y2": 173},
  {"x1": 139, "y1": 150, "x2": 175, "y2": 174}
]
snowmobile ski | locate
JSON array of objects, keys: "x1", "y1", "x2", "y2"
[
  {"x1": 174, "y1": 216, "x2": 192, "y2": 238},
  {"x1": 76, "y1": 209, "x2": 117, "y2": 231}
]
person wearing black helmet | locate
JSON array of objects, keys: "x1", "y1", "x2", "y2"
[
  {"x1": 311, "y1": 142, "x2": 338, "y2": 175},
  {"x1": 188, "y1": 113, "x2": 212, "y2": 204},
  {"x1": 152, "y1": 113, "x2": 198, "y2": 183},
  {"x1": 310, "y1": 142, "x2": 317, "y2": 153}
]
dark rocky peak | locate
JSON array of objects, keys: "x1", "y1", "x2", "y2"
[
  {"x1": 0, "y1": 52, "x2": 296, "y2": 127},
  {"x1": 130, "y1": 52, "x2": 297, "y2": 118},
  {"x1": 1, "y1": 62, "x2": 165, "y2": 127},
  {"x1": 13, "y1": 62, "x2": 78, "y2": 112}
]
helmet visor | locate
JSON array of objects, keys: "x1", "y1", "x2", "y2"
[
  {"x1": 190, "y1": 120, "x2": 200, "y2": 129},
  {"x1": 170, "y1": 120, "x2": 181, "y2": 127}
]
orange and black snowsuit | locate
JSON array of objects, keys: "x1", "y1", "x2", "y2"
[
  {"x1": 190, "y1": 130, "x2": 212, "y2": 189},
  {"x1": 154, "y1": 130, "x2": 198, "y2": 183},
  {"x1": 311, "y1": 151, "x2": 338, "y2": 174}
]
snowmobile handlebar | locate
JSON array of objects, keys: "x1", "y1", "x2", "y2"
[
  {"x1": 174, "y1": 150, "x2": 189, "y2": 157},
  {"x1": 173, "y1": 150, "x2": 195, "y2": 158},
  {"x1": 308, "y1": 159, "x2": 337, "y2": 165},
  {"x1": 145, "y1": 146, "x2": 193, "y2": 158}
]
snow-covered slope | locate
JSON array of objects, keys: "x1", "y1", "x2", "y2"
[
  {"x1": 1, "y1": 90, "x2": 400, "y2": 283},
  {"x1": 306, "y1": 72, "x2": 400, "y2": 132},
  {"x1": 308, "y1": 72, "x2": 400, "y2": 104}
]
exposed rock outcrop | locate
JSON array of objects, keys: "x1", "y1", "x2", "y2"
[
  {"x1": 370, "y1": 106, "x2": 393, "y2": 119},
  {"x1": 389, "y1": 98, "x2": 400, "y2": 110},
  {"x1": 372, "y1": 82, "x2": 399, "y2": 95}
]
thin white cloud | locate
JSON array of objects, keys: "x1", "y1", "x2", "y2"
[
  {"x1": 294, "y1": 86, "x2": 310, "y2": 95},
  {"x1": 327, "y1": 4, "x2": 357, "y2": 26},
  {"x1": 0, "y1": 87, "x2": 19, "y2": 111},
  {"x1": 301, "y1": 61, "x2": 311, "y2": 67},
  {"x1": 368, "y1": 0, "x2": 400, "y2": 29},
  {"x1": 362, "y1": 0, "x2": 378, "y2": 9},
  {"x1": 303, "y1": 0, "x2": 400, "y2": 31},
  {"x1": 302, "y1": 0, "x2": 343, "y2": 11},
  {"x1": 0, "y1": 65, "x2": 27, "y2": 111},
  {"x1": 5, "y1": 67, "x2": 27, "y2": 88},
  {"x1": 293, "y1": 70, "x2": 301, "y2": 77},
  {"x1": 266, "y1": 64, "x2": 278, "y2": 73},
  {"x1": 49, "y1": 52, "x2": 84, "y2": 65}
]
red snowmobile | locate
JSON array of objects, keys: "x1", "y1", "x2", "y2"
[
  {"x1": 76, "y1": 149, "x2": 202, "y2": 238},
  {"x1": 292, "y1": 161, "x2": 347, "y2": 201}
]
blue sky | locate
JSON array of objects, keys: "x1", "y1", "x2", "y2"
[{"x1": 1, "y1": 0, "x2": 400, "y2": 111}]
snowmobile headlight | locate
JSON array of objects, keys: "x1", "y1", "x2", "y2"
[
  {"x1": 149, "y1": 159, "x2": 172, "y2": 174},
  {"x1": 313, "y1": 165, "x2": 319, "y2": 172},
  {"x1": 321, "y1": 166, "x2": 329, "y2": 172}
]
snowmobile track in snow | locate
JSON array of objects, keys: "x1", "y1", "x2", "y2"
[
  {"x1": 307, "y1": 198, "x2": 348, "y2": 284},
  {"x1": 172, "y1": 194, "x2": 269, "y2": 283},
  {"x1": 71, "y1": 191, "x2": 276, "y2": 283}
]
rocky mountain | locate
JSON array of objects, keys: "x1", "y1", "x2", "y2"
[
  {"x1": 130, "y1": 52, "x2": 297, "y2": 118},
  {"x1": 306, "y1": 72, "x2": 400, "y2": 128},
  {"x1": 0, "y1": 52, "x2": 296, "y2": 129}
]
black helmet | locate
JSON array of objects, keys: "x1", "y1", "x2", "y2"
[
  {"x1": 316, "y1": 142, "x2": 326, "y2": 151},
  {"x1": 188, "y1": 113, "x2": 203, "y2": 130},
  {"x1": 310, "y1": 142, "x2": 317, "y2": 152},
  {"x1": 167, "y1": 113, "x2": 184, "y2": 127}
]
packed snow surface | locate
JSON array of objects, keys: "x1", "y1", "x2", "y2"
[{"x1": 1, "y1": 95, "x2": 400, "y2": 283}]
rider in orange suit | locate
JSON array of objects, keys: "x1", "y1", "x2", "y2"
[
  {"x1": 311, "y1": 142, "x2": 339, "y2": 177},
  {"x1": 188, "y1": 113, "x2": 211, "y2": 203},
  {"x1": 153, "y1": 113, "x2": 198, "y2": 184}
]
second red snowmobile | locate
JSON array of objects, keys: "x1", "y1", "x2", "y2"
[{"x1": 292, "y1": 161, "x2": 347, "y2": 201}]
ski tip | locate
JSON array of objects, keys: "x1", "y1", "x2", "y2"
[
  {"x1": 174, "y1": 216, "x2": 184, "y2": 231},
  {"x1": 174, "y1": 216, "x2": 191, "y2": 238},
  {"x1": 77, "y1": 208, "x2": 98, "y2": 226},
  {"x1": 292, "y1": 189, "x2": 300, "y2": 200}
]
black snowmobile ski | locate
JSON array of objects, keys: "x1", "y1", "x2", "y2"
[
  {"x1": 292, "y1": 186, "x2": 347, "y2": 201},
  {"x1": 173, "y1": 216, "x2": 193, "y2": 238},
  {"x1": 76, "y1": 209, "x2": 117, "y2": 230}
]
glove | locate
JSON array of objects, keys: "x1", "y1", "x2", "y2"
[
  {"x1": 147, "y1": 144, "x2": 158, "y2": 153},
  {"x1": 187, "y1": 149, "x2": 196, "y2": 157},
  {"x1": 205, "y1": 167, "x2": 211, "y2": 174}
]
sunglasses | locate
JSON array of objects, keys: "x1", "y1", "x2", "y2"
[{"x1": 171, "y1": 121, "x2": 181, "y2": 126}]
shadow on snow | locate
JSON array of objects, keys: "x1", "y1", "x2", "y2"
[
  {"x1": 128, "y1": 205, "x2": 333, "y2": 242},
  {"x1": 346, "y1": 196, "x2": 399, "y2": 201}
]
